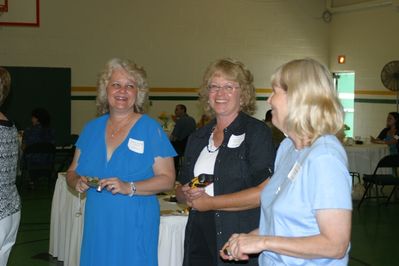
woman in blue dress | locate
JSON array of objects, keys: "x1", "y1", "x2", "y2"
[
  {"x1": 66, "y1": 58, "x2": 176, "y2": 266},
  {"x1": 221, "y1": 58, "x2": 352, "y2": 265}
]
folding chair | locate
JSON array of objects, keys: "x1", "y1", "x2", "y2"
[
  {"x1": 350, "y1": 172, "x2": 361, "y2": 186},
  {"x1": 358, "y1": 154, "x2": 399, "y2": 208},
  {"x1": 54, "y1": 145, "x2": 76, "y2": 173}
]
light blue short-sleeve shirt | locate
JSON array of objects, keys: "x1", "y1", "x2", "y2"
[{"x1": 259, "y1": 135, "x2": 352, "y2": 266}]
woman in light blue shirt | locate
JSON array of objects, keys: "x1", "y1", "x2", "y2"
[{"x1": 221, "y1": 58, "x2": 352, "y2": 265}]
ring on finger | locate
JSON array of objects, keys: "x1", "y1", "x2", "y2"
[{"x1": 223, "y1": 247, "x2": 232, "y2": 257}]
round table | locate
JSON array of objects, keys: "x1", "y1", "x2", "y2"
[
  {"x1": 49, "y1": 173, "x2": 188, "y2": 266},
  {"x1": 344, "y1": 143, "x2": 390, "y2": 179}
]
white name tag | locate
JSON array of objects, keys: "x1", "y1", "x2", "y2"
[
  {"x1": 227, "y1": 133, "x2": 245, "y2": 148},
  {"x1": 128, "y1": 138, "x2": 144, "y2": 154}
]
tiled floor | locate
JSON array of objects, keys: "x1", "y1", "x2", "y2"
[{"x1": 6, "y1": 181, "x2": 399, "y2": 266}]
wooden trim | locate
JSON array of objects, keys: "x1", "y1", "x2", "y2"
[
  {"x1": 71, "y1": 86, "x2": 396, "y2": 97},
  {"x1": 355, "y1": 90, "x2": 396, "y2": 96},
  {"x1": 72, "y1": 86, "x2": 96, "y2": 92},
  {"x1": 71, "y1": 95, "x2": 270, "y2": 101}
]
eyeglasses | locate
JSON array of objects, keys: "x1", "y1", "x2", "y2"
[{"x1": 207, "y1": 84, "x2": 240, "y2": 93}]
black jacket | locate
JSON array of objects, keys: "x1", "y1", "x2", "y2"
[{"x1": 180, "y1": 112, "x2": 275, "y2": 266}]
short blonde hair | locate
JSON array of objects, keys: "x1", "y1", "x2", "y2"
[
  {"x1": 96, "y1": 58, "x2": 148, "y2": 115},
  {"x1": 271, "y1": 58, "x2": 344, "y2": 145},
  {"x1": 199, "y1": 58, "x2": 256, "y2": 115},
  {"x1": 0, "y1": 67, "x2": 11, "y2": 106}
]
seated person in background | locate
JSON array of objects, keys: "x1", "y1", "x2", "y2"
[
  {"x1": 197, "y1": 113, "x2": 211, "y2": 128},
  {"x1": 22, "y1": 108, "x2": 55, "y2": 188},
  {"x1": 336, "y1": 124, "x2": 350, "y2": 143},
  {"x1": 170, "y1": 104, "x2": 196, "y2": 172},
  {"x1": 264, "y1": 109, "x2": 285, "y2": 149},
  {"x1": 371, "y1": 111, "x2": 399, "y2": 154}
]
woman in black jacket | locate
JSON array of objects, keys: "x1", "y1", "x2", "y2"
[{"x1": 176, "y1": 58, "x2": 275, "y2": 266}]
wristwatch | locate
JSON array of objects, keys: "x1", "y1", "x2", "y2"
[{"x1": 128, "y1": 181, "x2": 136, "y2": 197}]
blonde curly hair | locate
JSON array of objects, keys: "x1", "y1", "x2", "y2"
[
  {"x1": 96, "y1": 58, "x2": 148, "y2": 115},
  {"x1": 199, "y1": 58, "x2": 257, "y2": 116}
]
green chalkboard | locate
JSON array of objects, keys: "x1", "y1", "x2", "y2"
[{"x1": 1, "y1": 66, "x2": 71, "y2": 145}]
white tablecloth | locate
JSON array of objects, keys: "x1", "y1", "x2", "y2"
[
  {"x1": 49, "y1": 173, "x2": 188, "y2": 266},
  {"x1": 49, "y1": 173, "x2": 85, "y2": 266},
  {"x1": 344, "y1": 143, "x2": 390, "y2": 178}
]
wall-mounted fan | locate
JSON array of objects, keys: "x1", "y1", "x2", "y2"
[{"x1": 381, "y1": 60, "x2": 399, "y2": 111}]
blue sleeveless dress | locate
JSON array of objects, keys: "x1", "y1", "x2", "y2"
[{"x1": 76, "y1": 114, "x2": 176, "y2": 266}]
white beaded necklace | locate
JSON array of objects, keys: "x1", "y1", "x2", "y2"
[{"x1": 207, "y1": 132, "x2": 220, "y2": 153}]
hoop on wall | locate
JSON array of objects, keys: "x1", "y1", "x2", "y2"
[
  {"x1": 0, "y1": 0, "x2": 40, "y2": 27},
  {"x1": 0, "y1": 0, "x2": 8, "y2": 13}
]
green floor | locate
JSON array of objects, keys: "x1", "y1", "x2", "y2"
[{"x1": 6, "y1": 183, "x2": 399, "y2": 266}]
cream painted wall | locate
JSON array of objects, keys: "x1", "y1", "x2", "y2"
[
  {"x1": 329, "y1": 4, "x2": 399, "y2": 137},
  {"x1": 5, "y1": 1, "x2": 397, "y2": 137},
  {"x1": 0, "y1": 0, "x2": 328, "y2": 133},
  {"x1": 71, "y1": 100, "x2": 97, "y2": 132},
  {"x1": 355, "y1": 102, "x2": 396, "y2": 138},
  {"x1": 329, "y1": 6, "x2": 399, "y2": 89}
]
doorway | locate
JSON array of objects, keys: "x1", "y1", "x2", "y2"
[{"x1": 333, "y1": 72, "x2": 355, "y2": 138}]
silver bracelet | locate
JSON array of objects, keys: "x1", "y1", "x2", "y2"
[{"x1": 128, "y1": 181, "x2": 136, "y2": 197}]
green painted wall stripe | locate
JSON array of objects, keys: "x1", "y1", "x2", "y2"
[
  {"x1": 71, "y1": 95, "x2": 270, "y2": 101},
  {"x1": 71, "y1": 96, "x2": 96, "y2": 100},
  {"x1": 149, "y1": 96, "x2": 198, "y2": 101},
  {"x1": 71, "y1": 95, "x2": 397, "y2": 104},
  {"x1": 355, "y1": 99, "x2": 397, "y2": 104},
  {"x1": 150, "y1": 96, "x2": 270, "y2": 101}
]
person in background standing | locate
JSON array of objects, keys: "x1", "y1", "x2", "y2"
[
  {"x1": 170, "y1": 104, "x2": 196, "y2": 175},
  {"x1": 197, "y1": 113, "x2": 212, "y2": 128},
  {"x1": 0, "y1": 67, "x2": 21, "y2": 266}
]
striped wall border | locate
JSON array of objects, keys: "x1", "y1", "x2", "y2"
[{"x1": 71, "y1": 87, "x2": 398, "y2": 104}]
